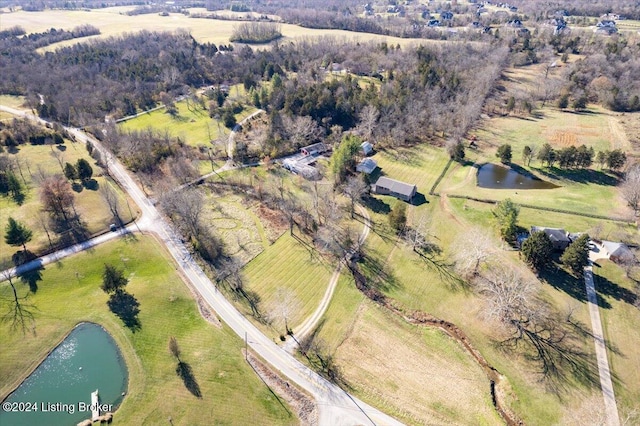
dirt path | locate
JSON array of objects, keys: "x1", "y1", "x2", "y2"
[{"x1": 608, "y1": 114, "x2": 632, "y2": 152}]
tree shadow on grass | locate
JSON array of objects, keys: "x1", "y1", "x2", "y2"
[
  {"x1": 107, "y1": 290, "x2": 141, "y2": 331},
  {"x1": 176, "y1": 361, "x2": 202, "y2": 398},
  {"x1": 357, "y1": 248, "x2": 401, "y2": 293},
  {"x1": 362, "y1": 195, "x2": 390, "y2": 214},
  {"x1": 83, "y1": 179, "x2": 99, "y2": 190},
  {"x1": 539, "y1": 265, "x2": 614, "y2": 307},
  {"x1": 532, "y1": 166, "x2": 618, "y2": 186},
  {"x1": 593, "y1": 272, "x2": 638, "y2": 307},
  {"x1": 12, "y1": 251, "x2": 42, "y2": 293}
]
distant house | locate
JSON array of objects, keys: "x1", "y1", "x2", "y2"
[
  {"x1": 509, "y1": 6, "x2": 518, "y2": 12},
  {"x1": 372, "y1": 177, "x2": 417, "y2": 201},
  {"x1": 597, "y1": 20, "x2": 616, "y2": 28},
  {"x1": 356, "y1": 158, "x2": 378, "y2": 174},
  {"x1": 601, "y1": 241, "x2": 634, "y2": 264},
  {"x1": 360, "y1": 141, "x2": 373, "y2": 156},
  {"x1": 300, "y1": 143, "x2": 328, "y2": 156},
  {"x1": 595, "y1": 26, "x2": 618, "y2": 35},
  {"x1": 531, "y1": 226, "x2": 570, "y2": 251}
]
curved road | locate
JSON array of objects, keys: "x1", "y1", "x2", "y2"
[{"x1": 0, "y1": 105, "x2": 402, "y2": 426}]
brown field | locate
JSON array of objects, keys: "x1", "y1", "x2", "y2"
[
  {"x1": 334, "y1": 302, "x2": 503, "y2": 426},
  {"x1": 1, "y1": 7, "x2": 440, "y2": 52}
]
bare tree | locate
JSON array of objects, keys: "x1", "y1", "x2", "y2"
[
  {"x1": 40, "y1": 175, "x2": 76, "y2": 222},
  {"x1": 476, "y1": 267, "x2": 538, "y2": 325},
  {"x1": 282, "y1": 115, "x2": 321, "y2": 148},
  {"x1": 343, "y1": 176, "x2": 368, "y2": 218},
  {"x1": 452, "y1": 228, "x2": 496, "y2": 279},
  {"x1": 357, "y1": 105, "x2": 379, "y2": 140},
  {"x1": 404, "y1": 214, "x2": 431, "y2": 253},
  {"x1": 271, "y1": 288, "x2": 301, "y2": 335},
  {"x1": 99, "y1": 182, "x2": 122, "y2": 226},
  {"x1": 621, "y1": 163, "x2": 640, "y2": 214}
]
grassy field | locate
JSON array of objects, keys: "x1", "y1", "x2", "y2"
[
  {"x1": 0, "y1": 236, "x2": 295, "y2": 425},
  {"x1": 436, "y1": 106, "x2": 632, "y2": 218},
  {"x1": 0, "y1": 141, "x2": 135, "y2": 269},
  {"x1": 119, "y1": 99, "x2": 255, "y2": 148},
  {"x1": 0, "y1": 95, "x2": 27, "y2": 109},
  {"x1": 1, "y1": 7, "x2": 436, "y2": 52},
  {"x1": 371, "y1": 144, "x2": 451, "y2": 199},
  {"x1": 239, "y1": 233, "x2": 335, "y2": 339},
  {"x1": 594, "y1": 261, "x2": 640, "y2": 418}
]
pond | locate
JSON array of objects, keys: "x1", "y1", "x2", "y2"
[
  {"x1": 0, "y1": 322, "x2": 128, "y2": 426},
  {"x1": 477, "y1": 163, "x2": 558, "y2": 190}
]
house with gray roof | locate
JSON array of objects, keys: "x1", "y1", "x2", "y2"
[{"x1": 372, "y1": 177, "x2": 417, "y2": 201}]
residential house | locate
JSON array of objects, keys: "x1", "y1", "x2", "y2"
[
  {"x1": 531, "y1": 226, "x2": 570, "y2": 251},
  {"x1": 356, "y1": 158, "x2": 378, "y2": 174},
  {"x1": 360, "y1": 141, "x2": 373, "y2": 156},
  {"x1": 300, "y1": 142, "x2": 328, "y2": 156},
  {"x1": 601, "y1": 241, "x2": 634, "y2": 264},
  {"x1": 372, "y1": 177, "x2": 417, "y2": 201}
]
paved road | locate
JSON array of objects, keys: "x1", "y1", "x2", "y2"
[
  {"x1": 585, "y1": 246, "x2": 621, "y2": 426},
  {"x1": 1, "y1": 105, "x2": 403, "y2": 426},
  {"x1": 285, "y1": 205, "x2": 371, "y2": 353}
]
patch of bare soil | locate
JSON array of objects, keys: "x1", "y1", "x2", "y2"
[
  {"x1": 254, "y1": 203, "x2": 288, "y2": 243},
  {"x1": 246, "y1": 351, "x2": 318, "y2": 425}
]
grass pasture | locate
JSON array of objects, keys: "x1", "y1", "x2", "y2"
[
  {"x1": 0, "y1": 142, "x2": 135, "y2": 269},
  {"x1": 119, "y1": 99, "x2": 255, "y2": 149},
  {"x1": 0, "y1": 236, "x2": 295, "y2": 425},
  {"x1": 593, "y1": 261, "x2": 640, "y2": 418},
  {"x1": 438, "y1": 106, "x2": 632, "y2": 218},
  {"x1": 240, "y1": 233, "x2": 335, "y2": 338},
  {"x1": 0, "y1": 95, "x2": 27, "y2": 109}
]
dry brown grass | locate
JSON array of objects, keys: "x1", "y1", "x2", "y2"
[{"x1": 334, "y1": 302, "x2": 502, "y2": 426}]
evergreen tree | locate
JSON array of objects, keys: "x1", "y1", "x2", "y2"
[
  {"x1": 493, "y1": 198, "x2": 519, "y2": 242},
  {"x1": 496, "y1": 144, "x2": 512, "y2": 164},
  {"x1": 4, "y1": 217, "x2": 33, "y2": 252},
  {"x1": 521, "y1": 231, "x2": 553, "y2": 271},
  {"x1": 560, "y1": 234, "x2": 590, "y2": 276},
  {"x1": 76, "y1": 158, "x2": 93, "y2": 181},
  {"x1": 64, "y1": 162, "x2": 77, "y2": 181}
]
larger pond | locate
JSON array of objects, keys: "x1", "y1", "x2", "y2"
[
  {"x1": 0, "y1": 322, "x2": 128, "y2": 426},
  {"x1": 477, "y1": 163, "x2": 558, "y2": 189}
]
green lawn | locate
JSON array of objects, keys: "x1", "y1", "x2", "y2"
[
  {"x1": 0, "y1": 142, "x2": 135, "y2": 269},
  {"x1": 119, "y1": 99, "x2": 256, "y2": 149},
  {"x1": 0, "y1": 95, "x2": 27, "y2": 109},
  {"x1": 0, "y1": 236, "x2": 295, "y2": 425},
  {"x1": 240, "y1": 233, "x2": 335, "y2": 338},
  {"x1": 594, "y1": 261, "x2": 640, "y2": 418}
]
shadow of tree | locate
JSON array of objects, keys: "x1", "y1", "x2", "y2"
[
  {"x1": 176, "y1": 361, "x2": 202, "y2": 398},
  {"x1": 12, "y1": 251, "x2": 42, "y2": 293},
  {"x1": 593, "y1": 272, "x2": 638, "y2": 307},
  {"x1": 532, "y1": 166, "x2": 618, "y2": 186},
  {"x1": 362, "y1": 195, "x2": 390, "y2": 214},
  {"x1": 357, "y1": 247, "x2": 401, "y2": 293},
  {"x1": 107, "y1": 290, "x2": 141, "y2": 331},
  {"x1": 540, "y1": 265, "x2": 614, "y2": 308}
]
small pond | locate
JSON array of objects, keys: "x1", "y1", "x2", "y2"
[
  {"x1": 0, "y1": 322, "x2": 128, "y2": 426},
  {"x1": 477, "y1": 163, "x2": 558, "y2": 190}
]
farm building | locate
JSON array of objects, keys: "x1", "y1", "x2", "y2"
[
  {"x1": 601, "y1": 241, "x2": 634, "y2": 264},
  {"x1": 372, "y1": 177, "x2": 417, "y2": 201},
  {"x1": 530, "y1": 226, "x2": 571, "y2": 251},
  {"x1": 356, "y1": 158, "x2": 378, "y2": 174},
  {"x1": 300, "y1": 143, "x2": 328, "y2": 156},
  {"x1": 360, "y1": 141, "x2": 373, "y2": 156}
]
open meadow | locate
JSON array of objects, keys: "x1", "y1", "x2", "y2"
[
  {"x1": 0, "y1": 236, "x2": 295, "y2": 425},
  {"x1": 0, "y1": 140, "x2": 135, "y2": 270},
  {"x1": 1, "y1": 7, "x2": 433, "y2": 52}
]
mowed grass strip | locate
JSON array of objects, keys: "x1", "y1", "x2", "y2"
[
  {"x1": 242, "y1": 233, "x2": 334, "y2": 337},
  {"x1": 0, "y1": 142, "x2": 134, "y2": 269},
  {"x1": 594, "y1": 261, "x2": 640, "y2": 417},
  {"x1": 0, "y1": 236, "x2": 295, "y2": 425}
]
